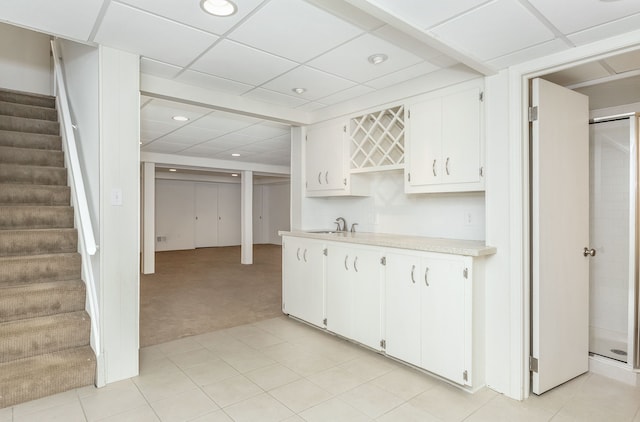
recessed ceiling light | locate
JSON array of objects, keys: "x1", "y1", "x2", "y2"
[
  {"x1": 231, "y1": 173, "x2": 239, "y2": 177},
  {"x1": 367, "y1": 54, "x2": 388, "y2": 65},
  {"x1": 292, "y1": 87, "x2": 306, "y2": 95},
  {"x1": 231, "y1": 153, "x2": 241, "y2": 157},
  {"x1": 169, "y1": 168, "x2": 177, "y2": 172},
  {"x1": 172, "y1": 115, "x2": 189, "y2": 122},
  {"x1": 200, "y1": 0, "x2": 237, "y2": 16}
]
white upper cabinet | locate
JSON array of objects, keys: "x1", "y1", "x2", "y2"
[
  {"x1": 405, "y1": 82, "x2": 484, "y2": 193},
  {"x1": 305, "y1": 119, "x2": 369, "y2": 197}
]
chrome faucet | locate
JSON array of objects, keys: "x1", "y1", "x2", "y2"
[{"x1": 335, "y1": 217, "x2": 347, "y2": 232}]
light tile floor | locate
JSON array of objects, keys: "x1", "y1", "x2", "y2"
[{"x1": 3, "y1": 316, "x2": 640, "y2": 422}]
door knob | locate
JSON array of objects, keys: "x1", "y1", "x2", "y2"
[{"x1": 583, "y1": 247, "x2": 596, "y2": 257}]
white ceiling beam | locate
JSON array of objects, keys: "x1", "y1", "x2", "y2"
[
  {"x1": 141, "y1": 151, "x2": 291, "y2": 176},
  {"x1": 338, "y1": 0, "x2": 497, "y2": 76},
  {"x1": 140, "y1": 74, "x2": 312, "y2": 126}
]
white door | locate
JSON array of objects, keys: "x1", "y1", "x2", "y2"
[
  {"x1": 218, "y1": 183, "x2": 241, "y2": 246},
  {"x1": 194, "y1": 183, "x2": 218, "y2": 248},
  {"x1": 531, "y1": 78, "x2": 590, "y2": 394}
]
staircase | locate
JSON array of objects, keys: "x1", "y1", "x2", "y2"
[{"x1": 0, "y1": 88, "x2": 96, "y2": 408}]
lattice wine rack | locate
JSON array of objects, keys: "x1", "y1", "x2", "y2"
[{"x1": 349, "y1": 105, "x2": 405, "y2": 172}]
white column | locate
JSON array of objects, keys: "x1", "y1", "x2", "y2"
[
  {"x1": 142, "y1": 162, "x2": 155, "y2": 274},
  {"x1": 241, "y1": 170, "x2": 253, "y2": 264},
  {"x1": 99, "y1": 46, "x2": 140, "y2": 383}
]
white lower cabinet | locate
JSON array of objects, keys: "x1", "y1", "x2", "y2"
[
  {"x1": 281, "y1": 236, "x2": 485, "y2": 389},
  {"x1": 282, "y1": 237, "x2": 325, "y2": 328},
  {"x1": 385, "y1": 250, "x2": 480, "y2": 387},
  {"x1": 326, "y1": 243, "x2": 383, "y2": 350}
]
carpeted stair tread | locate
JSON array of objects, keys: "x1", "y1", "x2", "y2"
[
  {"x1": 0, "y1": 205, "x2": 74, "y2": 229},
  {"x1": 0, "y1": 346, "x2": 95, "y2": 408},
  {"x1": 0, "y1": 228, "x2": 77, "y2": 257},
  {"x1": 0, "y1": 89, "x2": 56, "y2": 109},
  {"x1": 0, "y1": 253, "x2": 80, "y2": 286},
  {"x1": 0, "y1": 101, "x2": 57, "y2": 122},
  {"x1": 0, "y1": 130, "x2": 61, "y2": 150},
  {"x1": 0, "y1": 280, "x2": 85, "y2": 323},
  {"x1": 0, "y1": 115, "x2": 59, "y2": 136},
  {"x1": 0, "y1": 164, "x2": 67, "y2": 186},
  {"x1": 0, "y1": 145, "x2": 64, "y2": 167},
  {"x1": 0, "y1": 311, "x2": 90, "y2": 363},
  {"x1": 0, "y1": 184, "x2": 70, "y2": 205}
]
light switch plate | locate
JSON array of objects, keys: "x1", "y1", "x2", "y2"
[{"x1": 111, "y1": 188, "x2": 123, "y2": 206}]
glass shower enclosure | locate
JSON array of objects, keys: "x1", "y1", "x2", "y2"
[{"x1": 588, "y1": 115, "x2": 638, "y2": 367}]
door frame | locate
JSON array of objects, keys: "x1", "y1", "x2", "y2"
[{"x1": 506, "y1": 36, "x2": 640, "y2": 400}]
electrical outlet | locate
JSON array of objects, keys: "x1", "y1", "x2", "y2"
[{"x1": 464, "y1": 212, "x2": 473, "y2": 226}]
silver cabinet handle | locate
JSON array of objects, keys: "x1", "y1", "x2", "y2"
[
  {"x1": 432, "y1": 160, "x2": 437, "y2": 177},
  {"x1": 318, "y1": 172, "x2": 322, "y2": 184},
  {"x1": 424, "y1": 267, "x2": 429, "y2": 286},
  {"x1": 325, "y1": 171, "x2": 329, "y2": 184},
  {"x1": 445, "y1": 157, "x2": 450, "y2": 175},
  {"x1": 411, "y1": 265, "x2": 416, "y2": 283},
  {"x1": 296, "y1": 247, "x2": 301, "y2": 261},
  {"x1": 344, "y1": 254, "x2": 349, "y2": 270},
  {"x1": 354, "y1": 256, "x2": 359, "y2": 272},
  {"x1": 303, "y1": 249, "x2": 308, "y2": 262},
  {"x1": 583, "y1": 247, "x2": 596, "y2": 257}
]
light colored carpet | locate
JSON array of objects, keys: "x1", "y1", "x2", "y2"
[{"x1": 140, "y1": 244, "x2": 283, "y2": 347}]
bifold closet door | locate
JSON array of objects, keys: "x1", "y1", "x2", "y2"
[{"x1": 218, "y1": 183, "x2": 241, "y2": 246}]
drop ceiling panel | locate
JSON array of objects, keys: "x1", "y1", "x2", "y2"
[
  {"x1": 296, "y1": 102, "x2": 327, "y2": 112},
  {"x1": 543, "y1": 62, "x2": 611, "y2": 87},
  {"x1": 431, "y1": 0, "x2": 555, "y2": 61},
  {"x1": 191, "y1": 112, "x2": 260, "y2": 132},
  {"x1": 141, "y1": 99, "x2": 212, "y2": 122},
  {"x1": 228, "y1": 0, "x2": 364, "y2": 62},
  {"x1": 95, "y1": 2, "x2": 218, "y2": 67},
  {"x1": 317, "y1": 85, "x2": 376, "y2": 106},
  {"x1": 527, "y1": 0, "x2": 640, "y2": 34},
  {"x1": 140, "y1": 58, "x2": 182, "y2": 79},
  {"x1": 487, "y1": 39, "x2": 569, "y2": 70},
  {"x1": 366, "y1": 0, "x2": 490, "y2": 29},
  {"x1": 142, "y1": 141, "x2": 188, "y2": 154},
  {"x1": 175, "y1": 70, "x2": 253, "y2": 95},
  {"x1": 116, "y1": 0, "x2": 265, "y2": 35},
  {"x1": 364, "y1": 61, "x2": 439, "y2": 89},
  {"x1": 262, "y1": 66, "x2": 357, "y2": 101},
  {"x1": 236, "y1": 122, "x2": 289, "y2": 139},
  {"x1": 576, "y1": 75, "x2": 640, "y2": 110},
  {"x1": 307, "y1": 33, "x2": 423, "y2": 83},
  {"x1": 241, "y1": 88, "x2": 309, "y2": 108},
  {"x1": 140, "y1": 120, "x2": 185, "y2": 140},
  {"x1": 207, "y1": 133, "x2": 262, "y2": 147},
  {"x1": 568, "y1": 13, "x2": 640, "y2": 46},
  {"x1": 191, "y1": 40, "x2": 298, "y2": 85},
  {"x1": 158, "y1": 125, "x2": 226, "y2": 145},
  {"x1": 0, "y1": 0, "x2": 103, "y2": 41}
]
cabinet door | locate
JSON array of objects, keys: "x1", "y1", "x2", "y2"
[
  {"x1": 282, "y1": 237, "x2": 325, "y2": 327},
  {"x1": 406, "y1": 98, "x2": 442, "y2": 187},
  {"x1": 421, "y1": 256, "x2": 467, "y2": 385},
  {"x1": 326, "y1": 244, "x2": 353, "y2": 338},
  {"x1": 441, "y1": 87, "x2": 481, "y2": 185},
  {"x1": 351, "y1": 247, "x2": 383, "y2": 350},
  {"x1": 384, "y1": 252, "x2": 421, "y2": 366},
  {"x1": 305, "y1": 121, "x2": 347, "y2": 193}
]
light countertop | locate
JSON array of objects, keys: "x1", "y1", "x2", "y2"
[{"x1": 279, "y1": 230, "x2": 496, "y2": 257}]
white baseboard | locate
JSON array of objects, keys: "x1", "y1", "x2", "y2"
[{"x1": 589, "y1": 354, "x2": 639, "y2": 386}]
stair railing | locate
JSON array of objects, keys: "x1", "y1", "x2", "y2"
[{"x1": 50, "y1": 40, "x2": 101, "y2": 359}]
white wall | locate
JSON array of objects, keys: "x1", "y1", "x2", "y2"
[
  {"x1": 264, "y1": 183, "x2": 290, "y2": 244},
  {"x1": 299, "y1": 170, "x2": 485, "y2": 240},
  {"x1": 0, "y1": 23, "x2": 51, "y2": 95},
  {"x1": 156, "y1": 180, "x2": 196, "y2": 251},
  {"x1": 58, "y1": 40, "x2": 100, "y2": 237},
  {"x1": 98, "y1": 46, "x2": 140, "y2": 384}
]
